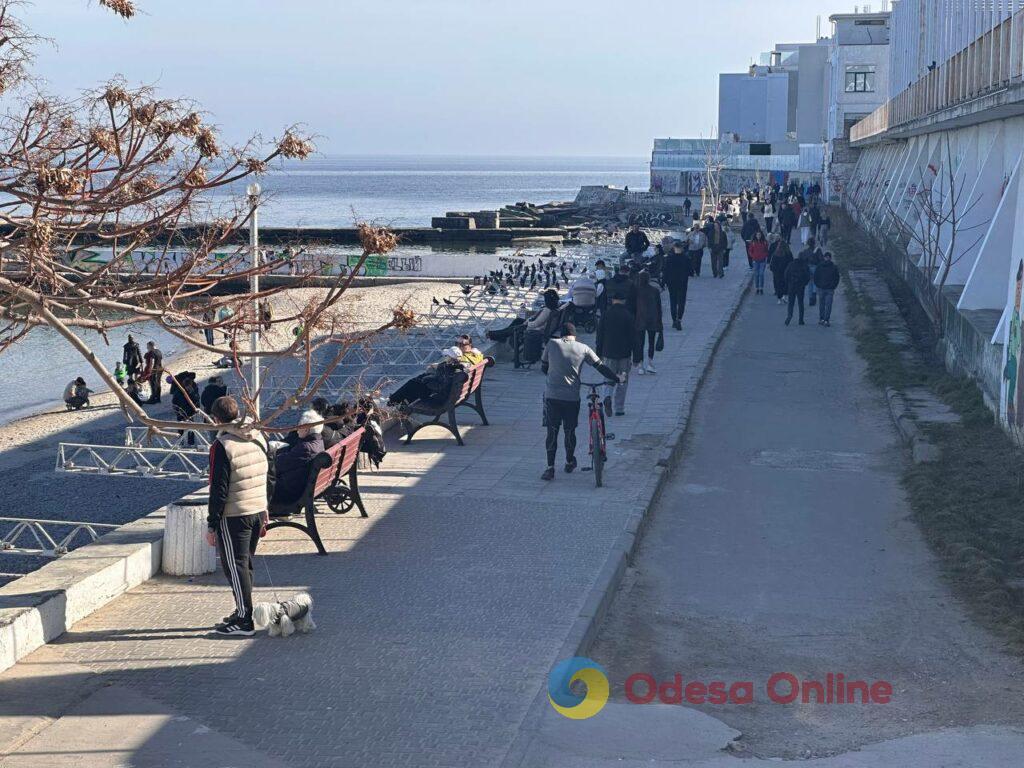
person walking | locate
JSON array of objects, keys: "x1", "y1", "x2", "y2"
[
  {"x1": 803, "y1": 238, "x2": 821, "y2": 307},
  {"x1": 708, "y1": 219, "x2": 729, "y2": 279},
  {"x1": 201, "y1": 307, "x2": 215, "y2": 346},
  {"x1": 784, "y1": 249, "x2": 812, "y2": 326},
  {"x1": 814, "y1": 252, "x2": 840, "y2": 326},
  {"x1": 624, "y1": 224, "x2": 651, "y2": 264},
  {"x1": 768, "y1": 235, "x2": 793, "y2": 304},
  {"x1": 798, "y1": 207, "x2": 813, "y2": 245},
  {"x1": 763, "y1": 200, "x2": 776, "y2": 235},
  {"x1": 817, "y1": 211, "x2": 832, "y2": 248},
  {"x1": 596, "y1": 294, "x2": 635, "y2": 417},
  {"x1": 663, "y1": 241, "x2": 692, "y2": 330},
  {"x1": 205, "y1": 395, "x2": 274, "y2": 636},
  {"x1": 740, "y1": 213, "x2": 761, "y2": 270},
  {"x1": 748, "y1": 230, "x2": 770, "y2": 295},
  {"x1": 122, "y1": 335, "x2": 143, "y2": 381},
  {"x1": 633, "y1": 270, "x2": 663, "y2": 375},
  {"x1": 778, "y1": 201, "x2": 796, "y2": 243},
  {"x1": 686, "y1": 225, "x2": 706, "y2": 277},
  {"x1": 540, "y1": 323, "x2": 619, "y2": 481},
  {"x1": 142, "y1": 341, "x2": 164, "y2": 404},
  {"x1": 683, "y1": 197, "x2": 692, "y2": 219}
]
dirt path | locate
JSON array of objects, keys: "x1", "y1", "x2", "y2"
[{"x1": 588, "y1": 278, "x2": 1024, "y2": 760}]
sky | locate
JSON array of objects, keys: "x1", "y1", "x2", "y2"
[{"x1": 26, "y1": 0, "x2": 860, "y2": 158}]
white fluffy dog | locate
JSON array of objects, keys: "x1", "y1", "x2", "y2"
[{"x1": 252, "y1": 592, "x2": 316, "y2": 637}]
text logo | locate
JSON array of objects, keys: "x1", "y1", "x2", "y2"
[{"x1": 547, "y1": 657, "x2": 609, "y2": 720}]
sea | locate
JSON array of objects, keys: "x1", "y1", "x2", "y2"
[{"x1": 0, "y1": 155, "x2": 649, "y2": 425}]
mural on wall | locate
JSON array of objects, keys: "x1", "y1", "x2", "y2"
[{"x1": 1005, "y1": 259, "x2": 1024, "y2": 428}]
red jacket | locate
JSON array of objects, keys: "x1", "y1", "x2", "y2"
[{"x1": 748, "y1": 240, "x2": 769, "y2": 263}]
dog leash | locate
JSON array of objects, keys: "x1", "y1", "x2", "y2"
[{"x1": 258, "y1": 551, "x2": 281, "y2": 604}]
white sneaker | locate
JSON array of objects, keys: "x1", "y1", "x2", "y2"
[
  {"x1": 636, "y1": 363, "x2": 646, "y2": 376},
  {"x1": 646, "y1": 360, "x2": 657, "y2": 374}
]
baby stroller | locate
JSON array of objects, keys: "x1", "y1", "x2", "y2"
[{"x1": 570, "y1": 303, "x2": 598, "y2": 335}]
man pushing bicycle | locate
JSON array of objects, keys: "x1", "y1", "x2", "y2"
[{"x1": 540, "y1": 322, "x2": 622, "y2": 482}]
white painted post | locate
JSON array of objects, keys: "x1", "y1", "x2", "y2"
[
  {"x1": 162, "y1": 495, "x2": 217, "y2": 576},
  {"x1": 247, "y1": 182, "x2": 262, "y2": 420}
]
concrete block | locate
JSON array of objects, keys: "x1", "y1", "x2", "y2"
[
  {"x1": 431, "y1": 216, "x2": 476, "y2": 230},
  {"x1": 0, "y1": 508, "x2": 166, "y2": 674}
]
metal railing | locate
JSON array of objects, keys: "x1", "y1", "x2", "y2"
[
  {"x1": 0, "y1": 517, "x2": 119, "y2": 557},
  {"x1": 51, "y1": 251, "x2": 610, "y2": 480},
  {"x1": 56, "y1": 442, "x2": 208, "y2": 480},
  {"x1": 853, "y1": 7, "x2": 1024, "y2": 142}
]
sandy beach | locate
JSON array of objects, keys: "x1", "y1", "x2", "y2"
[{"x1": 0, "y1": 281, "x2": 462, "y2": 580}]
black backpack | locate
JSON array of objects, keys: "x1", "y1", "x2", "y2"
[{"x1": 359, "y1": 416, "x2": 388, "y2": 468}]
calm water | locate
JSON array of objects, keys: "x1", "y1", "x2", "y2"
[
  {"x1": 206, "y1": 154, "x2": 649, "y2": 228},
  {"x1": 1, "y1": 156, "x2": 647, "y2": 424}
]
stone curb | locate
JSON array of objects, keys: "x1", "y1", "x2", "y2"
[
  {"x1": 0, "y1": 507, "x2": 167, "y2": 674},
  {"x1": 884, "y1": 387, "x2": 941, "y2": 464},
  {"x1": 499, "y1": 276, "x2": 752, "y2": 768}
]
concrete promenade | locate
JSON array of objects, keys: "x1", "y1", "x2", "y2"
[{"x1": 0, "y1": 263, "x2": 748, "y2": 767}]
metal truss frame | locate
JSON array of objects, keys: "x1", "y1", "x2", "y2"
[{"x1": 0, "y1": 516, "x2": 119, "y2": 557}]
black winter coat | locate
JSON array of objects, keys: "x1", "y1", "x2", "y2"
[
  {"x1": 273, "y1": 433, "x2": 325, "y2": 505},
  {"x1": 625, "y1": 231, "x2": 651, "y2": 254},
  {"x1": 596, "y1": 303, "x2": 636, "y2": 360},
  {"x1": 200, "y1": 383, "x2": 227, "y2": 413},
  {"x1": 814, "y1": 261, "x2": 840, "y2": 291},
  {"x1": 662, "y1": 251, "x2": 692, "y2": 285},
  {"x1": 770, "y1": 245, "x2": 793, "y2": 276},
  {"x1": 785, "y1": 258, "x2": 811, "y2": 293},
  {"x1": 122, "y1": 340, "x2": 143, "y2": 370},
  {"x1": 170, "y1": 381, "x2": 199, "y2": 418},
  {"x1": 634, "y1": 282, "x2": 664, "y2": 332}
]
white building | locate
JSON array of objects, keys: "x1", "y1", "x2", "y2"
[
  {"x1": 651, "y1": 37, "x2": 835, "y2": 196},
  {"x1": 845, "y1": 0, "x2": 1024, "y2": 442},
  {"x1": 824, "y1": 10, "x2": 892, "y2": 201},
  {"x1": 718, "y1": 40, "x2": 831, "y2": 154}
]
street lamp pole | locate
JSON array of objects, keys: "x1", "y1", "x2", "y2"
[{"x1": 247, "y1": 182, "x2": 261, "y2": 419}]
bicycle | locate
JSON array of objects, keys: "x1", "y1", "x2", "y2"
[{"x1": 580, "y1": 381, "x2": 615, "y2": 487}]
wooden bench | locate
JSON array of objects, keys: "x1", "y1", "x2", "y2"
[
  {"x1": 266, "y1": 426, "x2": 367, "y2": 555},
  {"x1": 404, "y1": 359, "x2": 493, "y2": 446}
]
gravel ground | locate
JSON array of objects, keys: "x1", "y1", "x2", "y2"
[{"x1": 0, "y1": 281, "x2": 461, "y2": 583}]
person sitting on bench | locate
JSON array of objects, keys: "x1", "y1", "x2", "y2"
[
  {"x1": 387, "y1": 348, "x2": 465, "y2": 409},
  {"x1": 455, "y1": 334, "x2": 484, "y2": 365},
  {"x1": 271, "y1": 409, "x2": 325, "y2": 508}
]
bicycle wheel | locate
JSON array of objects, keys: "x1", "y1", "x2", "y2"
[{"x1": 590, "y1": 416, "x2": 605, "y2": 488}]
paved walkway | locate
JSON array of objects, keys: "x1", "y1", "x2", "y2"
[
  {"x1": 516, "y1": 256, "x2": 1024, "y2": 766},
  {"x1": 0, "y1": 263, "x2": 748, "y2": 767}
]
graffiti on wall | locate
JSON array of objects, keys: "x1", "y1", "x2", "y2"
[{"x1": 1005, "y1": 260, "x2": 1024, "y2": 429}]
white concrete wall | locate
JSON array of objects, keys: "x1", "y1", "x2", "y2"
[{"x1": 845, "y1": 111, "x2": 1024, "y2": 436}]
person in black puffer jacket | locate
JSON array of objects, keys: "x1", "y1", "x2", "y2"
[
  {"x1": 272, "y1": 409, "x2": 325, "y2": 507},
  {"x1": 633, "y1": 271, "x2": 663, "y2": 375},
  {"x1": 200, "y1": 375, "x2": 227, "y2": 414},
  {"x1": 663, "y1": 242, "x2": 693, "y2": 330},
  {"x1": 596, "y1": 294, "x2": 635, "y2": 417},
  {"x1": 813, "y1": 252, "x2": 841, "y2": 326},
  {"x1": 784, "y1": 252, "x2": 812, "y2": 326},
  {"x1": 170, "y1": 371, "x2": 200, "y2": 446}
]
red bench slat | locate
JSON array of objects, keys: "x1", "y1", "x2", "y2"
[{"x1": 312, "y1": 426, "x2": 365, "y2": 498}]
